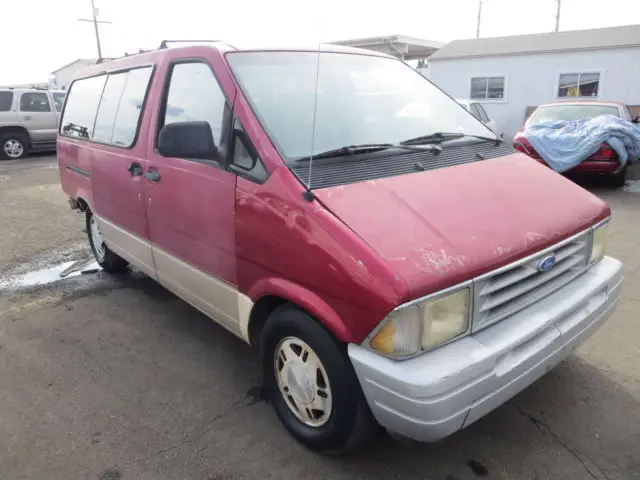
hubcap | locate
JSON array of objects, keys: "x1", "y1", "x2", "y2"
[
  {"x1": 3, "y1": 139, "x2": 24, "y2": 158},
  {"x1": 90, "y1": 216, "x2": 106, "y2": 261},
  {"x1": 274, "y1": 337, "x2": 332, "y2": 427}
]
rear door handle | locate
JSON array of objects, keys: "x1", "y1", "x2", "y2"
[
  {"x1": 144, "y1": 171, "x2": 161, "y2": 183},
  {"x1": 127, "y1": 162, "x2": 143, "y2": 176},
  {"x1": 22, "y1": 115, "x2": 31, "y2": 120}
]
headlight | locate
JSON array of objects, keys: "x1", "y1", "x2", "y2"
[
  {"x1": 590, "y1": 220, "x2": 609, "y2": 264},
  {"x1": 369, "y1": 288, "x2": 470, "y2": 358}
]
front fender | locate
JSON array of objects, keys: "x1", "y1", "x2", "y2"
[{"x1": 247, "y1": 277, "x2": 352, "y2": 342}]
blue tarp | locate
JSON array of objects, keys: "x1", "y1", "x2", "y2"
[{"x1": 523, "y1": 115, "x2": 640, "y2": 173}]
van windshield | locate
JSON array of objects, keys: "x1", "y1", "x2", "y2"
[{"x1": 227, "y1": 51, "x2": 495, "y2": 163}]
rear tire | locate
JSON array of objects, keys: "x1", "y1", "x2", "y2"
[
  {"x1": 86, "y1": 210, "x2": 129, "y2": 273},
  {"x1": 260, "y1": 305, "x2": 377, "y2": 455},
  {"x1": 609, "y1": 165, "x2": 627, "y2": 188},
  {"x1": 0, "y1": 132, "x2": 29, "y2": 160}
]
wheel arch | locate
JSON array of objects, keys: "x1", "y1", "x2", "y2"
[
  {"x1": 246, "y1": 279, "x2": 353, "y2": 347},
  {"x1": 0, "y1": 126, "x2": 32, "y2": 143},
  {"x1": 73, "y1": 190, "x2": 94, "y2": 213}
]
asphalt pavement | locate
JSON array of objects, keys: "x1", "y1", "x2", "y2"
[{"x1": 1, "y1": 155, "x2": 639, "y2": 480}]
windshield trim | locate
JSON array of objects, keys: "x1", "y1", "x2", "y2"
[{"x1": 225, "y1": 50, "x2": 497, "y2": 165}]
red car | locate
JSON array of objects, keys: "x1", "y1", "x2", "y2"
[
  {"x1": 513, "y1": 100, "x2": 639, "y2": 187},
  {"x1": 57, "y1": 42, "x2": 623, "y2": 453}
]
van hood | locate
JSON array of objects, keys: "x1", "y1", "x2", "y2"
[{"x1": 315, "y1": 154, "x2": 609, "y2": 301}]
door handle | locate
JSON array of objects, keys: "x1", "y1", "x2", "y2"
[
  {"x1": 127, "y1": 162, "x2": 143, "y2": 176},
  {"x1": 144, "y1": 170, "x2": 161, "y2": 183},
  {"x1": 22, "y1": 115, "x2": 31, "y2": 120}
]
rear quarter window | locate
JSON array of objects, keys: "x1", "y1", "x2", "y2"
[
  {"x1": 60, "y1": 66, "x2": 153, "y2": 147},
  {"x1": 60, "y1": 75, "x2": 107, "y2": 139},
  {"x1": 112, "y1": 67, "x2": 153, "y2": 147},
  {"x1": 93, "y1": 73, "x2": 128, "y2": 143},
  {"x1": 0, "y1": 91, "x2": 13, "y2": 111}
]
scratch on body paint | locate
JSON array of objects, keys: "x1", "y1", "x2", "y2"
[
  {"x1": 350, "y1": 256, "x2": 368, "y2": 271},
  {"x1": 494, "y1": 246, "x2": 513, "y2": 257},
  {"x1": 524, "y1": 232, "x2": 547, "y2": 248},
  {"x1": 380, "y1": 253, "x2": 407, "y2": 262},
  {"x1": 414, "y1": 248, "x2": 471, "y2": 275},
  {"x1": 285, "y1": 210, "x2": 302, "y2": 229}
]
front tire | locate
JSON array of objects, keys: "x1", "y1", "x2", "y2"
[
  {"x1": 0, "y1": 132, "x2": 29, "y2": 160},
  {"x1": 86, "y1": 210, "x2": 128, "y2": 273},
  {"x1": 260, "y1": 305, "x2": 377, "y2": 455}
]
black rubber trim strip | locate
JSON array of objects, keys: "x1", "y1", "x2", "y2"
[{"x1": 66, "y1": 164, "x2": 90, "y2": 178}]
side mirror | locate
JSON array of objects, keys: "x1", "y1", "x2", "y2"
[
  {"x1": 157, "y1": 121, "x2": 217, "y2": 160},
  {"x1": 633, "y1": 115, "x2": 640, "y2": 124}
]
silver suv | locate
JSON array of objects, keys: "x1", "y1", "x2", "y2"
[{"x1": 0, "y1": 88, "x2": 66, "y2": 160}]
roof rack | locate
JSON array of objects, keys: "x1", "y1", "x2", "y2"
[
  {"x1": 0, "y1": 85, "x2": 51, "y2": 91},
  {"x1": 158, "y1": 40, "x2": 222, "y2": 49}
]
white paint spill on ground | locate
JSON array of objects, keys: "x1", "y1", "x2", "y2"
[
  {"x1": 623, "y1": 180, "x2": 640, "y2": 193},
  {"x1": 0, "y1": 257, "x2": 101, "y2": 291}
]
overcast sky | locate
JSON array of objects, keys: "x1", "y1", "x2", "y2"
[{"x1": 2, "y1": 0, "x2": 639, "y2": 85}]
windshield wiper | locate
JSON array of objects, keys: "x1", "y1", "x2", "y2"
[
  {"x1": 401, "y1": 132, "x2": 502, "y2": 146},
  {"x1": 295, "y1": 143, "x2": 441, "y2": 162}
]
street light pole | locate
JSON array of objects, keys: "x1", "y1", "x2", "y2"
[{"x1": 78, "y1": 0, "x2": 112, "y2": 61}]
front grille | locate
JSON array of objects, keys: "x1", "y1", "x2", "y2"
[{"x1": 472, "y1": 231, "x2": 591, "y2": 330}]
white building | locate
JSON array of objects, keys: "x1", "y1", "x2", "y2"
[
  {"x1": 427, "y1": 24, "x2": 640, "y2": 140},
  {"x1": 50, "y1": 59, "x2": 99, "y2": 91}
]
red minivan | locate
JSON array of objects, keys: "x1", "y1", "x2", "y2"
[{"x1": 57, "y1": 42, "x2": 624, "y2": 454}]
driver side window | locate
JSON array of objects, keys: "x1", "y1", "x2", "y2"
[{"x1": 162, "y1": 62, "x2": 227, "y2": 147}]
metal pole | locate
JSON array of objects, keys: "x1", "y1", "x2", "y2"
[
  {"x1": 90, "y1": 0, "x2": 102, "y2": 60},
  {"x1": 554, "y1": 0, "x2": 561, "y2": 32},
  {"x1": 476, "y1": 0, "x2": 483, "y2": 39}
]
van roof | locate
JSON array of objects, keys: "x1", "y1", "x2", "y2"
[{"x1": 73, "y1": 42, "x2": 394, "y2": 81}]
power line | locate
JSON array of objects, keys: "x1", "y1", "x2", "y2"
[{"x1": 78, "y1": 0, "x2": 112, "y2": 61}]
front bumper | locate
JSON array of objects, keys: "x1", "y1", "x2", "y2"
[{"x1": 348, "y1": 256, "x2": 623, "y2": 442}]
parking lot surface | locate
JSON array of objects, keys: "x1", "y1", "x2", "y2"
[{"x1": 1, "y1": 156, "x2": 640, "y2": 480}]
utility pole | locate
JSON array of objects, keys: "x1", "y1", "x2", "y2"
[
  {"x1": 554, "y1": 0, "x2": 562, "y2": 32},
  {"x1": 476, "y1": 0, "x2": 484, "y2": 38},
  {"x1": 78, "y1": 0, "x2": 112, "y2": 61}
]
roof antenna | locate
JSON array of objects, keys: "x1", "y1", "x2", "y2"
[{"x1": 302, "y1": 37, "x2": 322, "y2": 202}]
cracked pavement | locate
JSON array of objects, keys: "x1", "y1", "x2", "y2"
[{"x1": 1, "y1": 156, "x2": 640, "y2": 479}]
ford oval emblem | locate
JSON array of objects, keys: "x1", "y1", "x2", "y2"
[{"x1": 537, "y1": 254, "x2": 556, "y2": 272}]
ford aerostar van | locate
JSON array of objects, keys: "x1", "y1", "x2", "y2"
[{"x1": 57, "y1": 42, "x2": 624, "y2": 455}]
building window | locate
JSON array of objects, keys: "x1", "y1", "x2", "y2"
[
  {"x1": 470, "y1": 76, "x2": 505, "y2": 100},
  {"x1": 558, "y1": 72, "x2": 600, "y2": 98}
]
